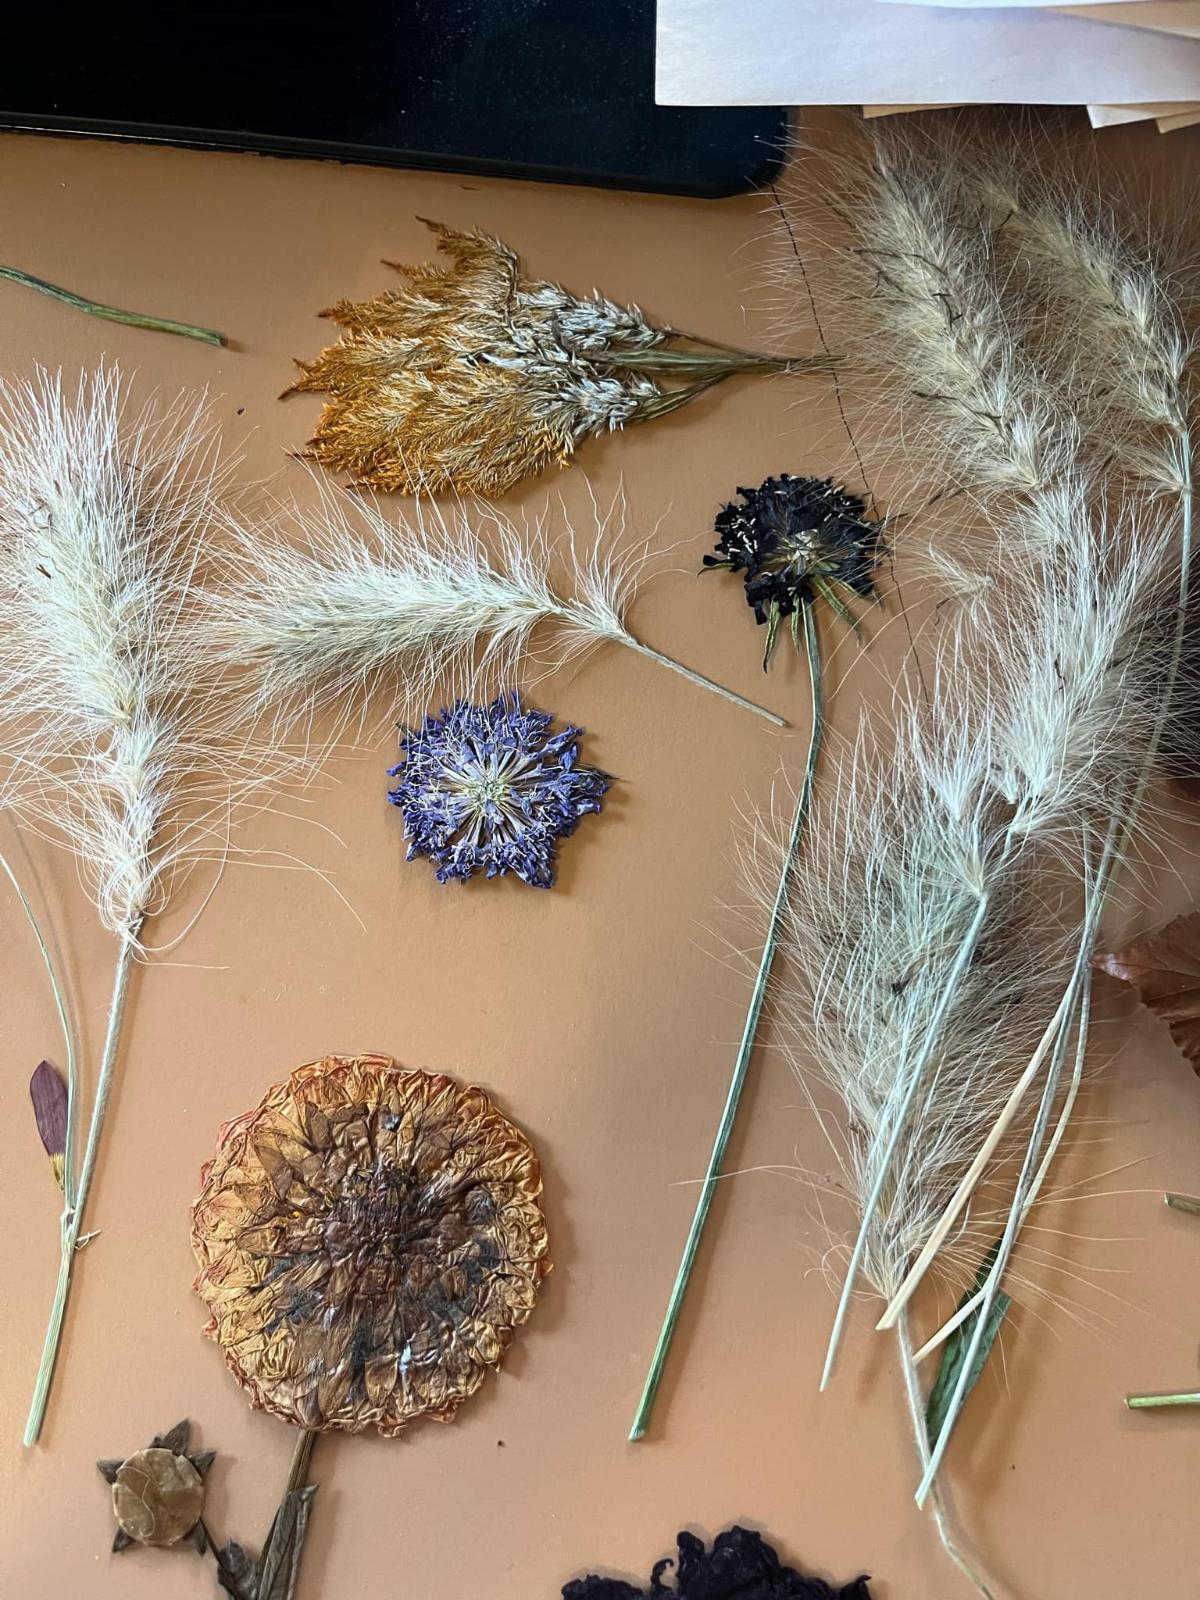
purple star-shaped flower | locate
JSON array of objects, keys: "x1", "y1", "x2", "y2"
[{"x1": 387, "y1": 693, "x2": 612, "y2": 888}]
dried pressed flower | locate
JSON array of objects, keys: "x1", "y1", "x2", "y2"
[
  {"x1": 192, "y1": 1054, "x2": 550, "y2": 1436},
  {"x1": 287, "y1": 219, "x2": 826, "y2": 496},
  {"x1": 97, "y1": 1420, "x2": 214, "y2": 1554},
  {"x1": 387, "y1": 692, "x2": 612, "y2": 887},
  {"x1": 562, "y1": 1527, "x2": 873, "y2": 1600},
  {"x1": 703, "y1": 475, "x2": 884, "y2": 667}
]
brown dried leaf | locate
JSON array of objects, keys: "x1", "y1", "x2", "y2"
[{"x1": 1094, "y1": 911, "x2": 1200, "y2": 1071}]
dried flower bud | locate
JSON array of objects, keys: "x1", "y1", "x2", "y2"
[{"x1": 191, "y1": 1054, "x2": 550, "y2": 1435}]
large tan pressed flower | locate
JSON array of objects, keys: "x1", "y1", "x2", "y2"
[
  {"x1": 191, "y1": 1054, "x2": 549, "y2": 1436},
  {"x1": 287, "y1": 220, "x2": 821, "y2": 496}
]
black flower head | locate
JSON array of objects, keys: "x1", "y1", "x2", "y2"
[
  {"x1": 563, "y1": 1527, "x2": 873, "y2": 1600},
  {"x1": 703, "y1": 475, "x2": 884, "y2": 667}
]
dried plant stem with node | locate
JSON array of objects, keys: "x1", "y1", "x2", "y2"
[
  {"x1": 759, "y1": 121, "x2": 1196, "y2": 1598},
  {"x1": 199, "y1": 485, "x2": 786, "y2": 735},
  {"x1": 0, "y1": 369, "x2": 255, "y2": 1445}
]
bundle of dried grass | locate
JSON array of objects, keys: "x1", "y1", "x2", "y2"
[
  {"x1": 0, "y1": 369, "x2": 257, "y2": 1444},
  {"x1": 757, "y1": 124, "x2": 1195, "y2": 1596}
]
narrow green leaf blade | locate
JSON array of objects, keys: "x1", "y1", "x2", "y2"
[
  {"x1": 925, "y1": 1249, "x2": 1011, "y2": 1446},
  {"x1": 258, "y1": 1485, "x2": 317, "y2": 1600}
]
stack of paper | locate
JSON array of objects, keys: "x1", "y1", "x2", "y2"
[{"x1": 656, "y1": 0, "x2": 1200, "y2": 130}]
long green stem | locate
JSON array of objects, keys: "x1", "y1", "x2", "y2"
[
  {"x1": 1127, "y1": 1389, "x2": 1200, "y2": 1408},
  {"x1": 0, "y1": 264, "x2": 224, "y2": 346},
  {"x1": 628, "y1": 606, "x2": 822, "y2": 1440},
  {"x1": 897, "y1": 1312, "x2": 1004, "y2": 1600},
  {"x1": 820, "y1": 890, "x2": 992, "y2": 1391},
  {"x1": 0, "y1": 849, "x2": 77, "y2": 1205},
  {"x1": 621, "y1": 636, "x2": 787, "y2": 727},
  {"x1": 23, "y1": 927, "x2": 140, "y2": 1446},
  {"x1": 916, "y1": 893, "x2": 1097, "y2": 1505},
  {"x1": 914, "y1": 960, "x2": 1093, "y2": 1366}
]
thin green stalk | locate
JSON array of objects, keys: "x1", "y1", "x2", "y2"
[
  {"x1": 0, "y1": 849, "x2": 77, "y2": 1206},
  {"x1": 629, "y1": 605, "x2": 822, "y2": 1440},
  {"x1": 1165, "y1": 1192, "x2": 1200, "y2": 1216},
  {"x1": 897, "y1": 1311, "x2": 1004, "y2": 1600},
  {"x1": 24, "y1": 926, "x2": 140, "y2": 1446},
  {"x1": 620, "y1": 636, "x2": 786, "y2": 727},
  {"x1": 820, "y1": 890, "x2": 992, "y2": 1391},
  {"x1": 0, "y1": 264, "x2": 224, "y2": 346},
  {"x1": 916, "y1": 883, "x2": 1098, "y2": 1505},
  {"x1": 913, "y1": 960, "x2": 1093, "y2": 1367},
  {"x1": 1127, "y1": 1389, "x2": 1200, "y2": 1409}
]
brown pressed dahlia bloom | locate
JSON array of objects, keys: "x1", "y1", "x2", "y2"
[
  {"x1": 287, "y1": 220, "x2": 816, "y2": 497},
  {"x1": 191, "y1": 1054, "x2": 549, "y2": 1436}
]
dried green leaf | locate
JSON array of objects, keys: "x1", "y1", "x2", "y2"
[
  {"x1": 926, "y1": 1246, "x2": 1011, "y2": 1446},
  {"x1": 258, "y1": 1485, "x2": 317, "y2": 1600},
  {"x1": 1094, "y1": 911, "x2": 1200, "y2": 1072}
]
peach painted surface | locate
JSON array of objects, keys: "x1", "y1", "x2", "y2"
[{"x1": 0, "y1": 117, "x2": 1198, "y2": 1600}]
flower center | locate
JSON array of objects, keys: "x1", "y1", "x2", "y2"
[{"x1": 440, "y1": 747, "x2": 538, "y2": 844}]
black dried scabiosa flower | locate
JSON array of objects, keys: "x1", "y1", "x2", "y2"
[
  {"x1": 703, "y1": 475, "x2": 884, "y2": 668},
  {"x1": 563, "y1": 1527, "x2": 873, "y2": 1600}
]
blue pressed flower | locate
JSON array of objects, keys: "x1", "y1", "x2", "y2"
[{"x1": 387, "y1": 693, "x2": 612, "y2": 888}]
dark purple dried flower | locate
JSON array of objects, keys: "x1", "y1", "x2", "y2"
[
  {"x1": 703, "y1": 475, "x2": 884, "y2": 667},
  {"x1": 387, "y1": 693, "x2": 612, "y2": 888},
  {"x1": 563, "y1": 1527, "x2": 873, "y2": 1600}
]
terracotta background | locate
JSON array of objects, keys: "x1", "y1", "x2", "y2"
[{"x1": 0, "y1": 115, "x2": 1199, "y2": 1600}]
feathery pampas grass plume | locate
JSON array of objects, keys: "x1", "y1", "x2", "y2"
[
  {"x1": 0, "y1": 368, "x2": 254, "y2": 1445},
  {"x1": 759, "y1": 121, "x2": 1195, "y2": 1596},
  {"x1": 285, "y1": 219, "x2": 830, "y2": 497},
  {"x1": 199, "y1": 483, "x2": 786, "y2": 734}
]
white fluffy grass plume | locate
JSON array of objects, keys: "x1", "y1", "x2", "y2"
[
  {"x1": 198, "y1": 482, "x2": 782, "y2": 738},
  {"x1": 0, "y1": 366, "x2": 234, "y2": 937},
  {"x1": 754, "y1": 118, "x2": 1196, "y2": 1595}
]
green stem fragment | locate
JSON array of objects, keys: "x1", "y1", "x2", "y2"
[
  {"x1": 628, "y1": 604, "x2": 823, "y2": 1441},
  {"x1": 1164, "y1": 1192, "x2": 1200, "y2": 1217},
  {"x1": 24, "y1": 927, "x2": 140, "y2": 1446},
  {"x1": 0, "y1": 264, "x2": 224, "y2": 346},
  {"x1": 1127, "y1": 1390, "x2": 1200, "y2": 1409},
  {"x1": 621, "y1": 637, "x2": 786, "y2": 727}
]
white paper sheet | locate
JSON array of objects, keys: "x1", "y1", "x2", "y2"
[
  {"x1": 656, "y1": 0, "x2": 1200, "y2": 106},
  {"x1": 1158, "y1": 106, "x2": 1200, "y2": 124},
  {"x1": 1055, "y1": 3, "x2": 1200, "y2": 38},
  {"x1": 1087, "y1": 99, "x2": 1200, "y2": 124}
]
